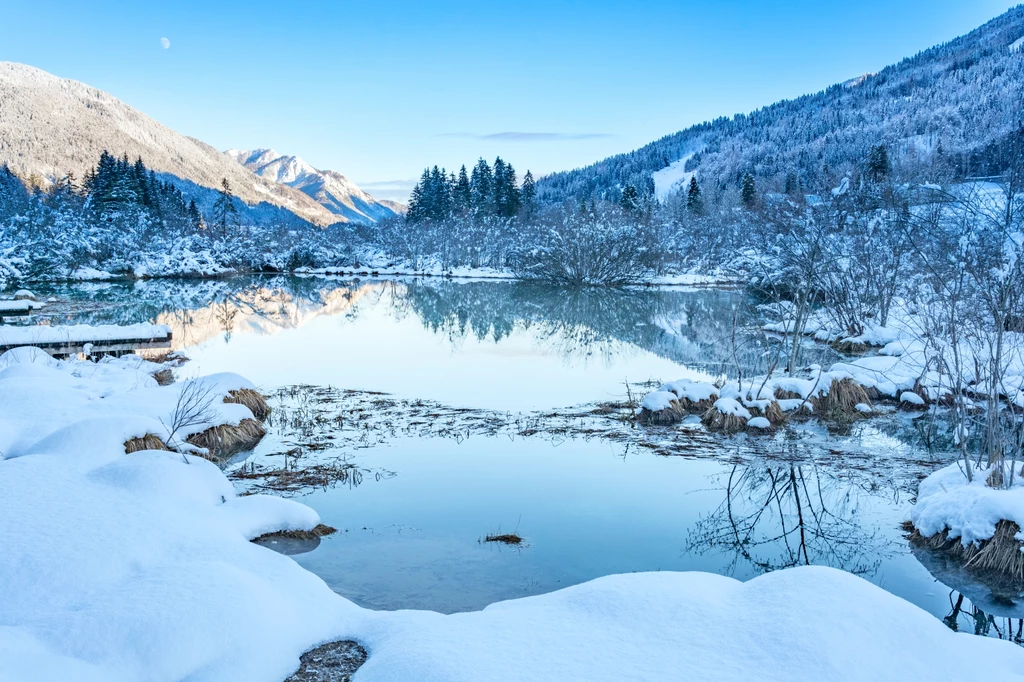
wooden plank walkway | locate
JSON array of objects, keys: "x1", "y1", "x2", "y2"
[{"x1": 0, "y1": 324, "x2": 173, "y2": 357}]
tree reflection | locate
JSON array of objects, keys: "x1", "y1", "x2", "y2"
[
  {"x1": 686, "y1": 461, "x2": 893, "y2": 577},
  {"x1": 39, "y1": 275, "x2": 842, "y2": 374},
  {"x1": 944, "y1": 591, "x2": 1024, "y2": 644}
]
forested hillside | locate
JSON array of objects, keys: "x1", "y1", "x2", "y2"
[{"x1": 536, "y1": 5, "x2": 1024, "y2": 204}]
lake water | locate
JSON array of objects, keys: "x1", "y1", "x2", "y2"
[{"x1": 31, "y1": 275, "x2": 1024, "y2": 641}]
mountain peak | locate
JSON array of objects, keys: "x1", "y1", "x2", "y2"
[{"x1": 225, "y1": 148, "x2": 401, "y2": 224}]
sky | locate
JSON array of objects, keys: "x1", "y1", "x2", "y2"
[{"x1": 0, "y1": 0, "x2": 1018, "y2": 201}]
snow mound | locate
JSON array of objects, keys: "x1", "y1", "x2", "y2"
[
  {"x1": 641, "y1": 390, "x2": 676, "y2": 412},
  {"x1": 911, "y1": 462, "x2": 1024, "y2": 547},
  {"x1": 355, "y1": 567, "x2": 1024, "y2": 682}
]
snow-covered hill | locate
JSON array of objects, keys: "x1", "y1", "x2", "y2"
[
  {"x1": 0, "y1": 62, "x2": 339, "y2": 225},
  {"x1": 537, "y1": 5, "x2": 1024, "y2": 203},
  {"x1": 225, "y1": 149, "x2": 403, "y2": 224}
]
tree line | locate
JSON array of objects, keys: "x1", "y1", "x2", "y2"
[{"x1": 407, "y1": 157, "x2": 537, "y2": 223}]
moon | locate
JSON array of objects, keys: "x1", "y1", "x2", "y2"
[{"x1": 160, "y1": 37, "x2": 171, "y2": 49}]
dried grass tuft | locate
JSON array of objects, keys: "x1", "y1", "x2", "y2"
[
  {"x1": 812, "y1": 378, "x2": 873, "y2": 417},
  {"x1": 679, "y1": 396, "x2": 717, "y2": 413},
  {"x1": 124, "y1": 433, "x2": 169, "y2": 454},
  {"x1": 905, "y1": 519, "x2": 1024, "y2": 580},
  {"x1": 639, "y1": 400, "x2": 686, "y2": 425},
  {"x1": 701, "y1": 407, "x2": 749, "y2": 433},
  {"x1": 224, "y1": 389, "x2": 271, "y2": 422},
  {"x1": 151, "y1": 368, "x2": 175, "y2": 386},
  {"x1": 774, "y1": 389, "x2": 803, "y2": 401},
  {"x1": 749, "y1": 402, "x2": 787, "y2": 425},
  {"x1": 187, "y1": 418, "x2": 267, "y2": 459},
  {"x1": 832, "y1": 339, "x2": 871, "y2": 355},
  {"x1": 252, "y1": 524, "x2": 337, "y2": 543}
]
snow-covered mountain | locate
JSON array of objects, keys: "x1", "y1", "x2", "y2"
[
  {"x1": 0, "y1": 62, "x2": 341, "y2": 226},
  {"x1": 225, "y1": 149, "x2": 403, "y2": 224}
]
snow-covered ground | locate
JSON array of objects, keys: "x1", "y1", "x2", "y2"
[
  {"x1": 3, "y1": 348, "x2": 1024, "y2": 680},
  {"x1": 911, "y1": 462, "x2": 1024, "y2": 547},
  {"x1": 651, "y1": 151, "x2": 698, "y2": 202}
]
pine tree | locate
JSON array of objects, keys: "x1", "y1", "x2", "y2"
[
  {"x1": 212, "y1": 178, "x2": 239, "y2": 234},
  {"x1": 867, "y1": 144, "x2": 890, "y2": 182},
  {"x1": 470, "y1": 158, "x2": 493, "y2": 217},
  {"x1": 454, "y1": 165, "x2": 471, "y2": 215},
  {"x1": 492, "y1": 158, "x2": 520, "y2": 217},
  {"x1": 741, "y1": 172, "x2": 757, "y2": 208},
  {"x1": 520, "y1": 170, "x2": 537, "y2": 218},
  {"x1": 784, "y1": 171, "x2": 799, "y2": 195},
  {"x1": 686, "y1": 176, "x2": 703, "y2": 214},
  {"x1": 620, "y1": 183, "x2": 640, "y2": 213},
  {"x1": 187, "y1": 199, "x2": 204, "y2": 232},
  {"x1": 406, "y1": 168, "x2": 431, "y2": 223}
]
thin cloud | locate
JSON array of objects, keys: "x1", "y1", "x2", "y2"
[
  {"x1": 358, "y1": 178, "x2": 418, "y2": 202},
  {"x1": 437, "y1": 132, "x2": 614, "y2": 141}
]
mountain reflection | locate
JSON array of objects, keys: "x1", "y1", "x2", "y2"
[{"x1": 35, "y1": 275, "x2": 839, "y2": 372}]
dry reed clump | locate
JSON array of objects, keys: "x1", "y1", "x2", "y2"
[
  {"x1": 700, "y1": 407, "x2": 750, "y2": 433},
  {"x1": 123, "y1": 433, "x2": 170, "y2": 454},
  {"x1": 638, "y1": 393, "x2": 718, "y2": 425},
  {"x1": 151, "y1": 368, "x2": 175, "y2": 386},
  {"x1": 638, "y1": 400, "x2": 687, "y2": 425},
  {"x1": 252, "y1": 524, "x2": 337, "y2": 543},
  {"x1": 832, "y1": 339, "x2": 872, "y2": 355},
  {"x1": 904, "y1": 520, "x2": 1024, "y2": 580},
  {"x1": 774, "y1": 388, "x2": 804, "y2": 402},
  {"x1": 747, "y1": 401, "x2": 786, "y2": 425},
  {"x1": 224, "y1": 389, "x2": 271, "y2": 422},
  {"x1": 811, "y1": 378, "x2": 873, "y2": 417},
  {"x1": 186, "y1": 418, "x2": 267, "y2": 460},
  {"x1": 678, "y1": 397, "x2": 718, "y2": 414}
]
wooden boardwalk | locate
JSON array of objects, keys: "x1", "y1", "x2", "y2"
[{"x1": 0, "y1": 324, "x2": 173, "y2": 357}]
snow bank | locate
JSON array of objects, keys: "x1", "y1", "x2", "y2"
[
  {"x1": 354, "y1": 567, "x2": 1024, "y2": 682},
  {"x1": 911, "y1": 462, "x2": 1024, "y2": 547}
]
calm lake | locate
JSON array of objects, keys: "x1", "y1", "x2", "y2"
[{"x1": 29, "y1": 275, "x2": 1024, "y2": 640}]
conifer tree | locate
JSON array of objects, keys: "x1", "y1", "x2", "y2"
[
  {"x1": 406, "y1": 168, "x2": 431, "y2": 223},
  {"x1": 686, "y1": 176, "x2": 703, "y2": 214},
  {"x1": 741, "y1": 172, "x2": 757, "y2": 207},
  {"x1": 454, "y1": 165, "x2": 471, "y2": 215},
  {"x1": 212, "y1": 178, "x2": 239, "y2": 234},
  {"x1": 784, "y1": 171, "x2": 799, "y2": 195},
  {"x1": 470, "y1": 158, "x2": 493, "y2": 216},
  {"x1": 620, "y1": 183, "x2": 640, "y2": 213},
  {"x1": 520, "y1": 170, "x2": 537, "y2": 218},
  {"x1": 187, "y1": 199, "x2": 204, "y2": 232},
  {"x1": 868, "y1": 144, "x2": 890, "y2": 182}
]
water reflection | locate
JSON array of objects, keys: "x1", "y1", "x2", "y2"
[
  {"x1": 944, "y1": 591, "x2": 1024, "y2": 643},
  {"x1": 686, "y1": 462, "x2": 894, "y2": 577},
  {"x1": 36, "y1": 275, "x2": 839, "y2": 383}
]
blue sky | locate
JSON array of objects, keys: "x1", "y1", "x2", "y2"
[{"x1": 0, "y1": 0, "x2": 1017, "y2": 200}]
